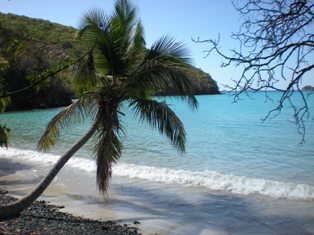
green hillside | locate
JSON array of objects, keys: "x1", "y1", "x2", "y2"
[
  {"x1": 0, "y1": 12, "x2": 219, "y2": 110},
  {"x1": 0, "y1": 13, "x2": 78, "y2": 51}
]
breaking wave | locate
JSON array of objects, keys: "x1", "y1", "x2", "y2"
[{"x1": 1, "y1": 148, "x2": 313, "y2": 200}]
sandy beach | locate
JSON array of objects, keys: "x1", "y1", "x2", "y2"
[
  {"x1": 1, "y1": 151, "x2": 314, "y2": 235},
  {"x1": 0, "y1": 158, "x2": 141, "y2": 235},
  {"x1": 0, "y1": 155, "x2": 177, "y2": 235}
]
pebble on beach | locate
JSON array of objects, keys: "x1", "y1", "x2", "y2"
[{"x1": 0, "y1": 188, "x2": 141, "y2": 235}]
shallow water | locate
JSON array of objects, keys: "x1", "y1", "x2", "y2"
[{"x1": 1, "y1": 92, "x2": 314, "y2": 234}]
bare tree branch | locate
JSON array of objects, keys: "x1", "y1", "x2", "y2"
[{"x1": 194, "y1": 0, "x2": 314, "y2": 143}]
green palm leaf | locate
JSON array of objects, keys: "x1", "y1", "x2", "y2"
[
  {"x1": 124, "y1": 21, "x2": 146, "y2": 75},
  {"x1": 147, "y1": 35, "x2": 190, "y2": 63},
  {"x1": 113, "y1": 0, "x2": 137, "y2": 27},
  {"x1": 0, "y1": 124, "x2": 10, "y2": 148},
  {"x1": 106, "y1": 0, "x2": 138, "y2": 77},
  {"x1": 130, "y1": 98, "x2": 186, "y2": 153},
  {"x1": 127, "y1": 36, "x2": 198, "y2": 109},
  {"x1": 111, "y1": 0, "x2": 137, "y2": 48},
  {"x1": 77, "y1": 0, "x2": 144, "y2": 82},
  {"x1": 93, "y1": 126, "x2": 122, "y2": 193},
  {"x1": 76, "y1": 8, "x2": 110, "y2": 43},
  {"x1": 92, "y1": 105, "x2": 123, "y2": 193},
  {"x1": 0, "y1": 96, "x2": 10, "y2": 112},
  {"x1": 76, "y1": 9, "x2": 112, "y2": 78},
  {"x1": 73, "y1": 52, "x2": 102, "y2": 94},
  {"x1": 38, "y1": 93, "x2": 99, "y2": 151}
]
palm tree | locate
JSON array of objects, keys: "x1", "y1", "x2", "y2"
[{"x1": 0, "y1": 0, "x2": 197, "y2": 219}]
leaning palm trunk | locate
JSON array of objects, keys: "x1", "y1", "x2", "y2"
[{"x1": 0, "y1": 120, "x2": 98, "y2": 219}]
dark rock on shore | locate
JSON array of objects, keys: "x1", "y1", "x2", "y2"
[
  {"x1": 302, "y1": 85, "x2": 314, "y2": 91},
  {"x1": 0, "y1": 189, "x2": 141, "y2": 235}
]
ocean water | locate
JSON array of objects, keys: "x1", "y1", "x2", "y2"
[{"x1": 1, "y1": 92, "x2": 314, "y2": 234}]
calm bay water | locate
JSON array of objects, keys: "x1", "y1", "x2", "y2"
[{"x1": 1, "y1": 92, "x2": 314, "y2": 234}]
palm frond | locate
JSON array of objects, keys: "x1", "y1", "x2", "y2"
[
  {"x1": 130, "y1": 98, "x2": 186, "y2": 153},
  {"x1": 77, "y1": 2, "x2": 145, "y2": 81},
  {"x1": 93, "y1": 126, "x2": 122, "y2": 193},
  {"x1": 124, "y1": 20, "x2": 146, "y2": 75},
  {"x1": 136, "y1": 64, "x2": 198, "y2": 109},
  {"x1": 132, "y1": 21, "x2": 145, "y2": 48},
  {"x1": 125, "y1": 35, "x2": 198, "y2": 109},
  {"x1": 91, "y1": 45, "x2": 112, "y2": 79},
  {"x1": 72, "y1": 52, "x2": 102, "y2": 94},
  {"x1": 38, "y1": 93, "x2": 99, "y2": 151},
  {"x1": 92, "y1": 106, "x2": 123, "y2": 193},
  {"x1": 126, "y1": 49, "x2": 198, "y2": 109},
  {"x1": 0, "y1": 124, "x2": 10, "y2": 148},
  {"x1": 108, "y1": 0, "x2": 140, "y2": 76},
  {"x1": 76, "y1": 8, "x2": 113, "y2": 78},
  {"x1": 147, "y1": 36, "x2": 190, "y2": 63},
  {"x1": 0, "y1": 96, "x2": 10, "y2": 113},
  {"x1": 76, "y1": 8, "x2": 110, "y2": 42},
  {"x1": 112, "y1": 0, "x2": 137, "y2": 30}
]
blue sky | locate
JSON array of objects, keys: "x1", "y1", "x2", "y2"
[{"x1": 0, "y1": 0, "x2": 313, "y2": 89}]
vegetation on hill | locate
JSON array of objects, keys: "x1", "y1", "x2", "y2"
[
  {"x1": 302, "y1": 85, "x2": 314, "y2": 91},
  {"x1": 183, "y1": 65, "x2": 219, "y2": 95},
  {"x1": 0, "y1": 13, "x2": 78, "y2": 52},
  {"x1": 0, "y1": 12, "x2": 219, "y2": 111},
  {"x1": 0, "y1": 13, "x2": 75, "y2": 110}
]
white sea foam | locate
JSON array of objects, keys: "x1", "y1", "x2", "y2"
[{"x1": 1, "y1": 148, "x2": 313, "y2": 200}]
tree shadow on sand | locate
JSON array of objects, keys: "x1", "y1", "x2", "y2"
[
  {"x1": 107, "y1": 182, "x2": 314, "y2": 235},
  {"x1": 0, "y1": 158, "x2": 32, "y2": 177}
]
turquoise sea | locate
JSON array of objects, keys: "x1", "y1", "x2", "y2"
[{"x1": 1, "y1": 92, "x2": 314, "y2": 234}]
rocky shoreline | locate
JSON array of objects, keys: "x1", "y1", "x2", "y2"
[{"x1": 0, "y1": 188, "x2": 141, "y2": 235}]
